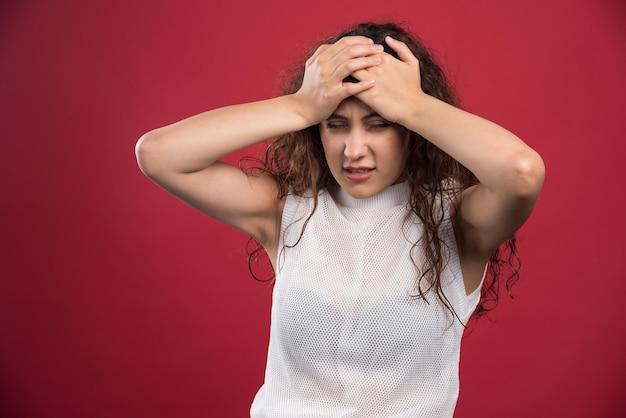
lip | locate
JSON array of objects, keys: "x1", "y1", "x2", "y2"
[{"x1": 344, "y1": 166, "x2": 374, "y2": 182}]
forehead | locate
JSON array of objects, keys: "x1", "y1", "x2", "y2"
[{"x1": 333, "y1": 97, "x2": 376, "y2": 116}]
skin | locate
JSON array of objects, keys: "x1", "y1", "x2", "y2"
[
  {"x1": 135, "y1": 35, "x2": 545, "y2": 294},
  {"x1": 320, "y1": 97, "x2": 410, "y2": 199}
]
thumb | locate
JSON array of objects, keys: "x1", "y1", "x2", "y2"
[{"x1": 385, "y1": 36, "x2": 416, "y2": 64}]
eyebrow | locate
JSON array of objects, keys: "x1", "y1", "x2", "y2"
[{"x1": 326, "y1": 112, "x2": 382, "y2": 121}]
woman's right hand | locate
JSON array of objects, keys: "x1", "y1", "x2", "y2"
[
  {"x1": 292, "y1": 36, "x2": 384, "y2": 125},
  {"x1": 136, "y1": 37, "x2": 383, "y2": 254}
]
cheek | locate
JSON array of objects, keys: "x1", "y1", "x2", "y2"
[
  {"x1": 391, "y1": 136, "x2": 410, "y2": 160},
  {"x1": 389, "y1": 140, "x2": 410, "y2": 176},
  {"x1": 390, "y1": 128, "x2": 410, "y2": 155},
  {"x1": 321, "y1": 138, "x2": 341, "y2": 163},
  {"x1": 320, "y1": 139, "x2": 331, "y2": 162}
]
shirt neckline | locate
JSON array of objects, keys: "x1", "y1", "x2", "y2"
[{"x1": 332, "y1": 182, "x2": 410, "y2": 208}]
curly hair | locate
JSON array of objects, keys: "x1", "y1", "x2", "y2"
[{"x1": 244, "y1": 22, "x2": 520, "y2": 323}]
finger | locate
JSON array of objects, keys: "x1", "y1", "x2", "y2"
[
  {"x1": 306, "y1": 44, "x2": 331, "y2": 65},
  {"x1": 334, "y1": 35, "x2": 375, "y2": 47},
  {"x1": 325, "y1": 41, "x2": 382, "y2": 68},
  {"x1": 333, "y1": 53, "x2": 381, "y2": 80},
  {"x1": 384, "y1": 36, "x2": 417, "y2": 64},
  {"x1": 320, "y1": 35, "x2": 377, "y2": 63},
  {"x1": 350, "y1": 68, "x2": 371, "y2": 82},
  {"x1": 316, "y1": 44, "x2": 331, "y2": 54},
  {"x1": 309, "y1": 36, "x2": 374, "y2": 66},
  {"x1": 325, "y1": 44, "x2": 382, "y2": 82},
  {"x1": 341, "y1": 78, "x2": 376, "y2": 97}
]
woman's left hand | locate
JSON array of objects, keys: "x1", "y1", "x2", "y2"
[{"x1": 352, "y1": 36, "x2": 426, "y2": 125}]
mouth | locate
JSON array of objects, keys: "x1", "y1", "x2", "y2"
[
  {"x1": 344, "y1": 167, "x2": 374, "y2": 173},
  {"x1": 344, "y1": 167, "x2": 375, "y2": 181}
]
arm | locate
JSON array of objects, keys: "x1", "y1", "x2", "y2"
[
  {"x1": 135, "y1": 95, "x2": 310, "y2": 249},
  {"x1": 407, "y1": 95, "x2": 544, "y2": 290},
  {"x1": 135, "y1": 37, "x2": 384, "y2": 253},
  {"x1": 355, "y1": 37, "x2": 545, "y2": 289}
]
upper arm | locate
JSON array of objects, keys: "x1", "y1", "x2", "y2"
[
  {"x1": 142, "y1": 160, "x2": 284, "y2": 250},
  {"x1": 451, "y1": 150, "x2": 544, "y2": 295},
  {"x1": 453, "y1": 151, "x2": 545, "y2": 261},
  {"x1": 453, "y1": 184, "x2": 536, "y2": 260}
]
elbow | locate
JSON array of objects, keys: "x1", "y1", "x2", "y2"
[
  {"x1": 135, "y1": 130, "x2": 165, "y2": 179},
  {"x1": 510, "y1": 149, "x2": 545, "y2": 199}
]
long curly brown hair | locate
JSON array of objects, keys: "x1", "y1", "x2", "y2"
[{"x1": 244, "y1": 22, "x2": 520, "y2": 322}]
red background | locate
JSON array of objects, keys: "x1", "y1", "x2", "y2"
[{"x1": 1, "y1": 0, "x2": 625, "y2": 417}]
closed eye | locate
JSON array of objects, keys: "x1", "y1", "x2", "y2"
[
  {"x1": 368, "y1": 122, "x2": 391, "y2": 130},
  {"x1": 325, "y1": 122, "x2": 348, "y2": 130}
]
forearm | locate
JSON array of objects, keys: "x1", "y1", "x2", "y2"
[
  {"x1": 402, "y1": 95, "x2": 544, "y2": 197},
  {"x1": 135, "y1": 94, "x2": 310, "y2": 177},
  {"x1": 135, "y1": 36, "x2": 384, "y2": 179}
]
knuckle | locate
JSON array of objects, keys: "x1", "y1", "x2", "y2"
[
  {"x1": 316, "y1": 44, "x2": 329, "y2": 52},
  {"x1": 340, "y1": 36, "x2": 357, "y2": 44},
  {"x1": 338, "y1": 35, "x2": 369, "y2": 47},
  {"x1": 343, "y1": 60, "x2": 359, "y2": 72},
  {"x1": 316, "y1": 57, "x2": 330, "y2": 68},
  {"x1": 342, "y1": 45, "x2": 364, "y2": 60},
  {"x1": 349, "y1": 44, "x2": 364, "y2": 54},
  {"x1": 319, "y1": 67, "x2": 331, "y2": 78}
]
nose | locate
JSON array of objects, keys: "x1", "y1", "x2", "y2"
[{"x1": 344, "y1": 128, "x2": 368, "y2": 160}]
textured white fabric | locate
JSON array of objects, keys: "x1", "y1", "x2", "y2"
[{"x1": 250, "y1": 182, "x2": 482, "y2": 417}]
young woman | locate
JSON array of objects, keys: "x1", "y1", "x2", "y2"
[{"x1": 136, "y1": 22, "x2": 544, "y2": 417}]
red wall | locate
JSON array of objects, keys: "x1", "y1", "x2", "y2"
[{"x1": 1, "y1": 0, "x2": 625, "y2": 416}]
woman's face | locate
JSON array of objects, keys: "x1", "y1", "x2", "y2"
[{"x1": 320, "y1": 98, "x2": 410, "y2": 199}]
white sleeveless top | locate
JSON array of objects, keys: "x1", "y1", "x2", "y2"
[{"x1": 250, "y1": 182, "x2": 482, "y2": 417}]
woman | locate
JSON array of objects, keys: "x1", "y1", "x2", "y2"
[{"x1": 136, "y1": 22, "x2": 544, "y2": 417}]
